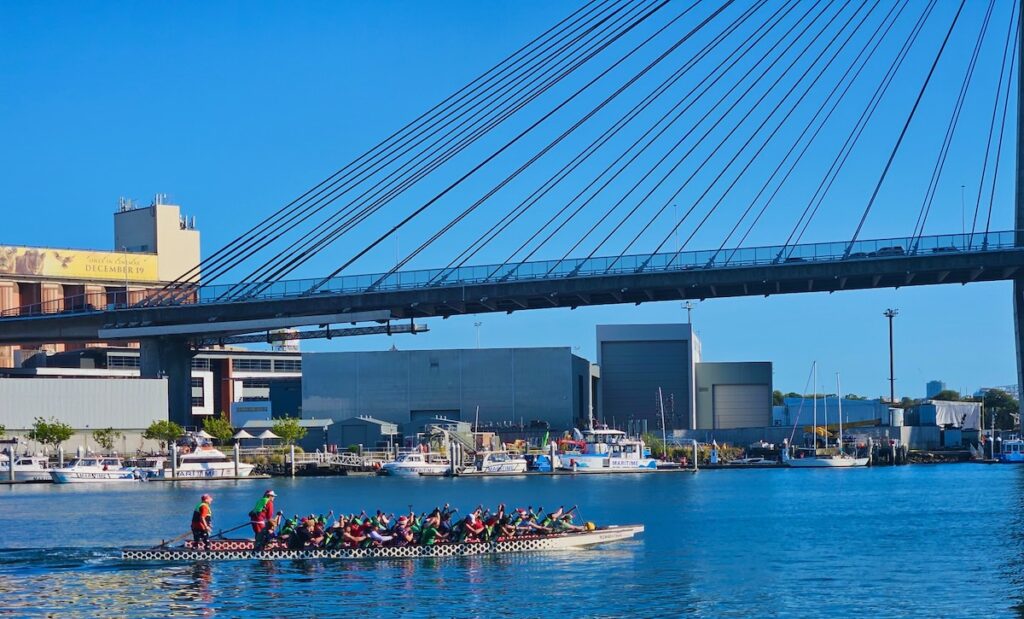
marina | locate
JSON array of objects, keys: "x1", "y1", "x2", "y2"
[{"x1": 1, "y1": 466, "x2": 1020, "y2": 616}]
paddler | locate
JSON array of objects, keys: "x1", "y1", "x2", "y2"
[
  {"x1": 191, "y1": 494, "x2": 213, "y2": 550},
  {"x1": 249, "y1": 487, "x2": 278, "y2": 545}
]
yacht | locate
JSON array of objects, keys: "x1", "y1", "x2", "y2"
[
  {"x1": 467, "y1": 451, "x2": 528, "y2": 474},
  {"x1": 555, "y1": 428, "x2": 659, "y2": 472},
  {"x1": 0, "y1": 454, "x2": 52, "y2": 481},
  {"x1": 783, "y1": 366, "x2": 868, "y2": 468},
  {"x1": 147, "y1": 446, "x2": 255, "y2": 479},
  {"x1": 380, "y1": 452, "x2": 451, "y2": 476},
  {"x1": 49, "y1": 456, "x2": 142, "y2": 483}
]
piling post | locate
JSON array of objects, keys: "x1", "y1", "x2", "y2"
[
  {"x1": 692, "y1": 440, "x2": 699, "y2": 472},
  {"x1": 290, "y1": 444, "x2": 296, "y2": 477},
  {"x1": 57, "y1": 446, "x2": 64, "y2": 468},
  {"x1": 170, "y1": 442, "x2": 178, "y2": 479},
  {"x1": 7, "y1": 447, "x2": 14, "y2": 482},
  {"x1": 233, "y1": 443, "x2": 240, "y2": 477}
]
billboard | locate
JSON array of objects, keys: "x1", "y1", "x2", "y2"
[{"x1": 0, "y1": 245, "x2": 159, "y2": 283}]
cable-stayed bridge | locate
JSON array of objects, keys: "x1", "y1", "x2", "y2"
[{"x1": 2, "y1": 0, "x2": 1022, "y2": 424}]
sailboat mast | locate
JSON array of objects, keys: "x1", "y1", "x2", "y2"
[
  {"x1": 822, "y1": 383, "x2": 828, "y2": 449},
  {"x1": 658, "y1": 387, "x2": 668, "y2": 460},
  {"x1": 812, "y1": 362, "x2": 818, "y2": 453},
  {"x1": 836, "y1": 373, "x2": 844, "y2": 456}
]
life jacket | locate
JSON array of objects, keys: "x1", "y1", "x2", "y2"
[
  {"x1": 249, "y1": 497, "x2": 271, "y2": 520},
  {"x1": 192, "y1": 502, "x2": 212, "y2": 529}
]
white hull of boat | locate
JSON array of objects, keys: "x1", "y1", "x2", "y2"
[
  {"x1": 786, "y1": 457, "x2": 868, "y2": 468},
  {"x1": 381, "y1": 464, "x2": 451, "y2": 477},
  {"x1": 50, "y1": 470, "x2": 140, "y2": 483},
  {"x1": 122, "y1": 524, "x2": 645, "y2": 562},
  {"x1": 154, "y1": 463, "x2": 256, "y2": 479},
  {"x1": 556, "y1": 455, "x2": 659, "y2": 472}
]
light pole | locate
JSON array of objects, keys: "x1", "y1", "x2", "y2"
[
  {"x1": 682, "y1": 301, "x2": 693, "y2": 324},
  {"x1": 884, "y1": 309, "x2": 898, "y2": 405},
  {"x1": 473, "y1": 322, "x2": 482, "y2": 349}
]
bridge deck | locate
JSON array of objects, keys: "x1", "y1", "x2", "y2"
[{"x1": 0, "y1": 230, "x2": 1021, "y2": 343}]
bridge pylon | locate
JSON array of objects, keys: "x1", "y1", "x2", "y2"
[{"x1": 139, "y1": 336, "x2": 196, "y2": 428}]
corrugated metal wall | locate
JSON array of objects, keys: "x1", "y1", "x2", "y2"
[
  {"x1": 0, "y1": 378, "x2": 168, "y2": 429},
  {"x1": 599, "y1": 341, "x2": 690, "y2": 427},
  {"x1": 302, "y1": 348, "x2": 577, "y2": 430}
]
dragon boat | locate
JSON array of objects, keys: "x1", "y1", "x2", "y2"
[{"x1": 121, "y1": 524, "x2": 644, "y2": 562}]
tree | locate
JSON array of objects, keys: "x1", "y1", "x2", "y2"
[
  {"x1": 772, "y1": 390, "x2": 784, "y2": 406},
  {"x1": 844, "y1": 393, "x2": 868, "y2": 401},
  {"x1": 272, "y1": 416, "x2": 307, "y2": 446},
  {"x1": 27, "y1": 417, "x2": 74, "y2": 450},
  {"x1": 983, "y1": 389, "x2": 1020, "y2": 430},
  {"x1": 143, "y1": 420, "x2": 184, "y2": 448},
  {"x1": 932, "y1": 389, "x2": 962, "y2": 401},
  {"x1": 203, "y1": 416, "x2": 235, "y2": 445},
  {"x1": 92, "y1": 428, "x2": 123, "y2": 452},
  {"x1": 0, "y1": 424, "x2": 6, "y2": 438}
]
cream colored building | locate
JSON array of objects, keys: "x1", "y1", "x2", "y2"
[{"x1": 0, "y1": 194, "x2": 200, "y2": 367}]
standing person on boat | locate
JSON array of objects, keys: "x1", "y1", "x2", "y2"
[
  {"x1": 191, "y1": 494, "x2": 213, "y2": 550},
  {"x1": 249, "y1": 489, "x2": 277, "y2": 536}
]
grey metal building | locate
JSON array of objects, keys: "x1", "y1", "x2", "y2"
[
  {"x1": 302, "y1": 347, "x2": 591, "y2": 431},
  {"x1": 695, "y1": 362, "x2": 773, "y2": 429},
  {"x1": 596, "y1": 324, "x2": 700, "y2": 430}
]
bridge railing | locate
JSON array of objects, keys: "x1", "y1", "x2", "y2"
[{"x1": 1, "y1": 230, "x2": 1018, "y2": 318}]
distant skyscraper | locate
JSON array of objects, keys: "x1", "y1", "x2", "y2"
[{"x1": 926, "y1": 380, "x2": 946, "y2": 398}]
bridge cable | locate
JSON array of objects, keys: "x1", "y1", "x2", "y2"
[
  {"x1": 781, "y1": 0, "x2": 938, "y2": 256},
  {"x1": 708, "y1": 0, "x2": 908, "y2": 268},
  {"x1": 227, "y1": 0, "x2": 668, "y2": 300},
  {"x1": 843, "y1": 0, "x2": 967, "y2": 257},
  {"x1": 481, "y1": 0, "x2": 806, "y2": 283},
  {"x1": 372, "y1": 0, "x2": 735, "y2": 287},
  {"x1": 532, "y1": 0, "x2": 832, "y2": 277},
  {"x1": 430, "y1": 0, "x2": 772, "y2": 284},
  {"x1": 168, "y1": 0, "x2": 642, "y2": 302},
  {"x1": 969, "y1": 0, "x2": 1019, "y2": 249},
  {"x1": 910, "y1": 0, "x2": 996, "y2": 249},
  {"x1": 617, "y1": 0, "x2": 880, "y2": 270},
  {"x1": 203, "y1": 0, "x2": 647, "y2": 300},
  {"x1": 287, "y1": 0, "x2": 679, "y2": 296},
  {"x1": 149, "y1": 0, "x2": 616, "y2": 302},
  {"x1": 981, "y1": 17, "x2": 1021, "y2": 244}
]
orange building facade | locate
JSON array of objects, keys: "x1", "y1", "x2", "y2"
[{"x1": 0, "y1": 195, "x2": 200, "y2": 367}]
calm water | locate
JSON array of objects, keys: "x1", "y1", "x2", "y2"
[{"x1": 1, "y1": 465, "x2": 1022, "y2": 618}]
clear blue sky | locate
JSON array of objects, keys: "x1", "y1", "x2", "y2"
[{"x1": 0, "y1": 0, "x2": 1017, "y2": 398}]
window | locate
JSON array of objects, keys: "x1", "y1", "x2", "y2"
[
  {"x1": 232, "y1": 358, "x2": 272, "y2": 372},
  {"x1": 108, "y1": 355, "x2": 140, "y2": 369},
  {"x1": 191, "y1": 358, "x2": 211, "y2": 370},
  {"x1": 274, "y1": 359, "x2": 301, "y2": 372},
  {"x1": 190, "y1": 377, "x2": 205, "y2": 408}
]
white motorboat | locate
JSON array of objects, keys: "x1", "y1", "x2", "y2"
[
  {"x1": 380, "y1": 452, "x2": 451, "y2": 476},
  {"x1": 148, "y1": 446, "x2": 255, "y2": 479},
  {"x1": 0, "y1": 454, "x2": 53, "y2": 481},
  {"x1": 556, "y1": 428, "x2": 659, "y2": 472},
  {"x1": 467, "y1": 451, "x2": 528, "y2": 474},
  {"x1": 50, "y1": 456, "x2": 142, "y2": 483}
]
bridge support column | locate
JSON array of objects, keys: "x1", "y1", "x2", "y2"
[{"x1": 140, "y1": 337, "x2": 194, "y2": 428}]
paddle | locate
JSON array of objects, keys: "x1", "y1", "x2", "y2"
[
  {"x1": 155, "y1": 530, "x2": 194, "y2": 549},
  {"x1": 213, "y1": 521, "x2": 252, "y2": 540}
]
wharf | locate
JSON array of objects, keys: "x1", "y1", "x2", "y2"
[
  {"x1": 0, "y1": 479, "x2": 52, "y2": 485},
  {"x1": 151, "y1": 474, "x2": 271, "y2": 482}
]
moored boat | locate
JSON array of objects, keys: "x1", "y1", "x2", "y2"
[
  {"x1": 380, "y1": 451, "x2": 451, "y2": 476},
  {"x1": 121, "y1": 524, "x2": 645, "y2": 562},
  {"x1": 467, "y1": 451, "x2": 528, "y2": 474},
  {"x1": 998, "y1": 436, "x2": 1024, "y2": 463},
  {"x1": 0, "y1": 454, "x2": 53, "y2": 481},
  {"x1": 555, "y1": 429, "x2": 659, "y2": 472},
  {"x1": 49, "y1": 456, "x2": 142, "y2": 483},
  {"x1": 144, "y1": 446, "x2": 256, "y2": 479}
]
